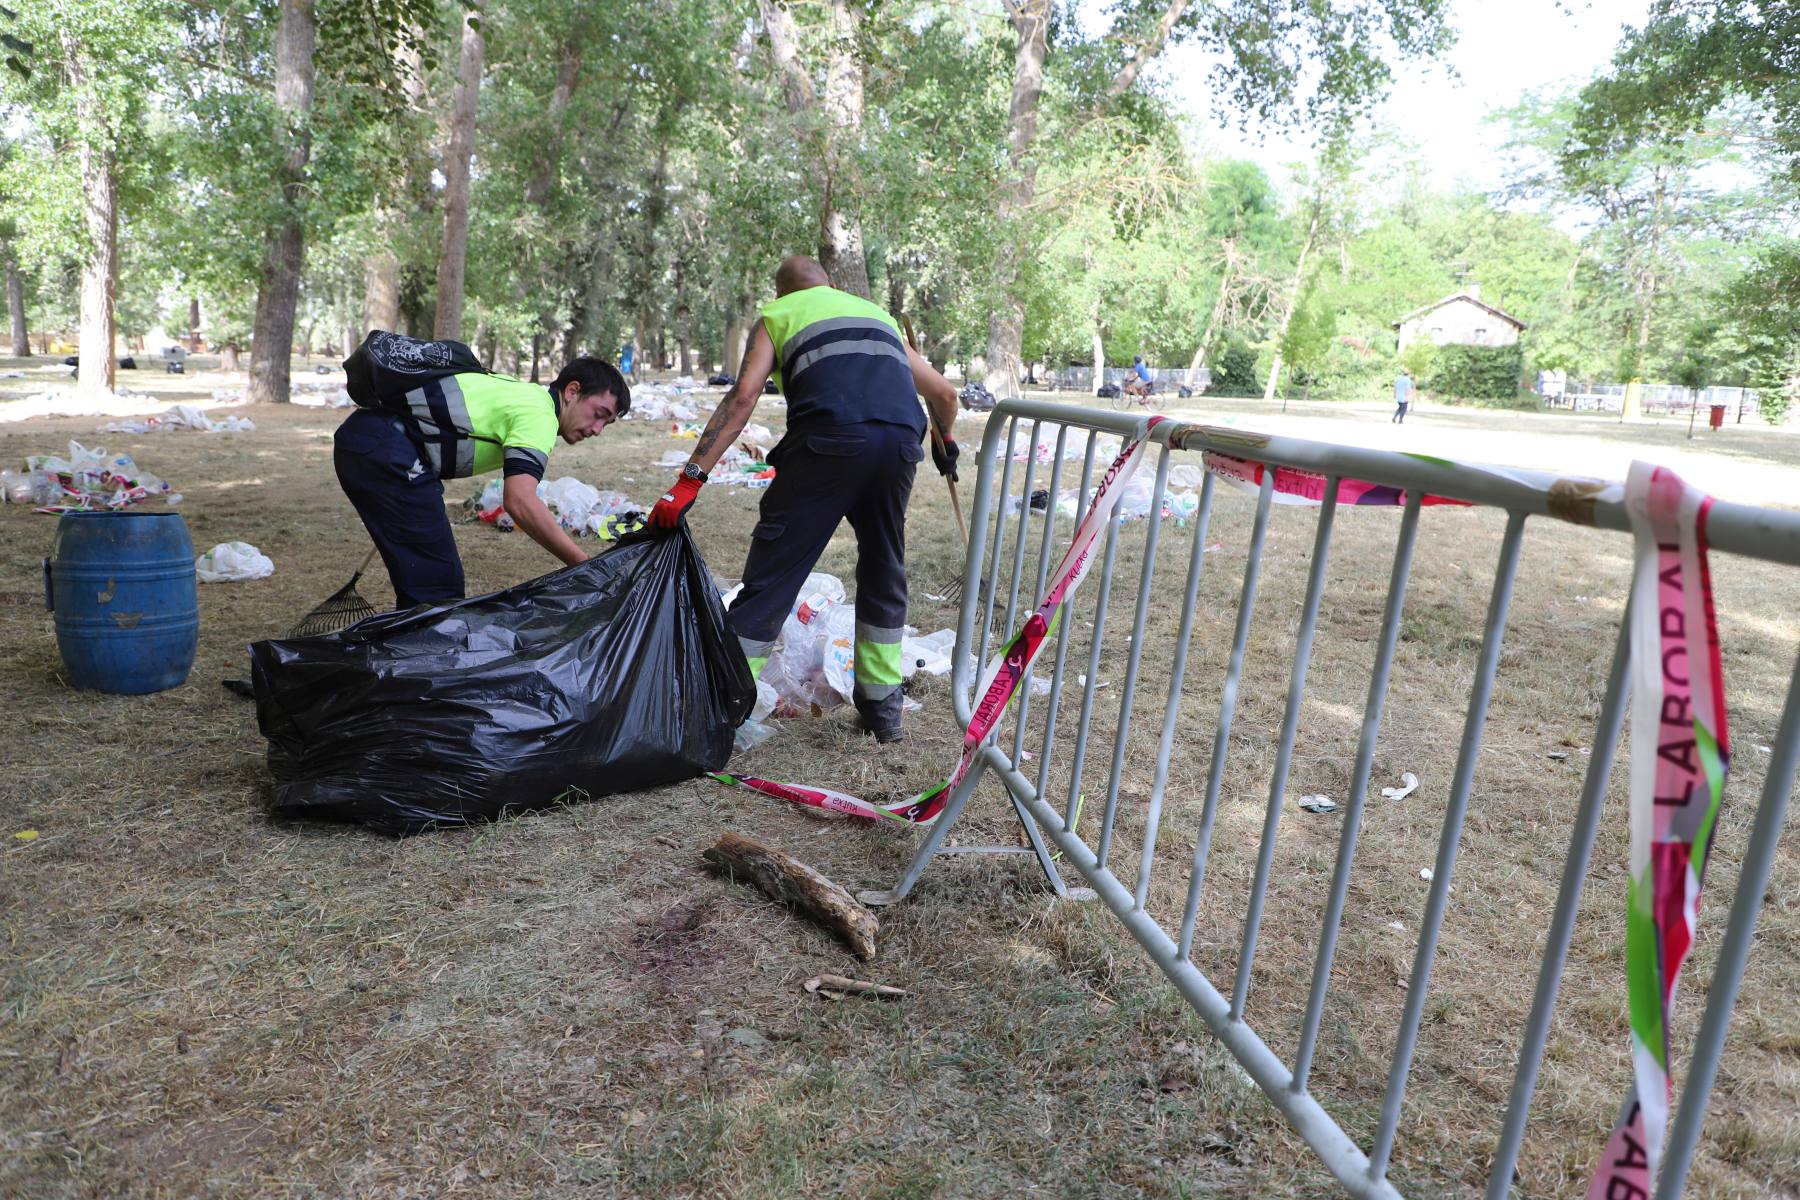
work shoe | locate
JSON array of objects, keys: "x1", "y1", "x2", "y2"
[{"x1": 858, "y1": 719, "x2": 906, "y2": 744}]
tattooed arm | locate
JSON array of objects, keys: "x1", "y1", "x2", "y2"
[{"x1": 688, "y1": 321, "x2": 774, "y2": 475}]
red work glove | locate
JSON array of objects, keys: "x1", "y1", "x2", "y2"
[{"x1": 650, "y1": 473, "x2": 704, "y2": 531}]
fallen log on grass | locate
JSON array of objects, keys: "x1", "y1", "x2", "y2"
[{"x1": 702, "y1": 832, "x2": 878, "y2": 960}]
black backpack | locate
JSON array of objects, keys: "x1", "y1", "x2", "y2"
[{"x1": 343, "y1": 330, "x2": 486, "y2": 413}]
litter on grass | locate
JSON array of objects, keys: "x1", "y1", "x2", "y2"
[
  {"x1": 1380, "y1": 772, "x2": 1420, "y2": 801},
  {"x1": 102, "y1": 404, "x2": 255, "y2": 434},
  {"x1": 726, "y1": 572, "x2": 957, "y2": 752},
  {"x1": 196, "y1": 541, "x2": 274, "y2": 582},
  {"x1": 2, "y1": 441, "x2": 174, "y2": 512},
  {"x1": 465, "y1": 476, "x2": 645, "y2": 539}
]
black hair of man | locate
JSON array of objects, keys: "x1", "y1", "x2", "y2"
[{"x1": 552, "y1": 357, "x2": 632, "y2": 416}]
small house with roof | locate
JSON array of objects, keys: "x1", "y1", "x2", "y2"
[{"x1": 1392, "y1": 284, "x2": 1526, "y2": 352}]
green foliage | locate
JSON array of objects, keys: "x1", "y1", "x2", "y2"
[
  {"x1": 1749, "y1": 361, "x2": 1792, "y2": 426},
  {"x1": 0, "y1": 0, "x2": 1790, "y2": 412},
  {"x1": 1278, "y1": 285, "x2": 1335, "y2": 388},
  {"x1": 1212, "y1": 339, "x2": 1261, "y2": 396},
  {"x1": 1398, "y1": 339, "x2": 1437, "y2": 383},
  {"x1": 1427, "y1": 344, "x2": 1523, "y2": 400},
  {"x1": 1572, "y1": 1, "x2": 1800, "y2": 189}
]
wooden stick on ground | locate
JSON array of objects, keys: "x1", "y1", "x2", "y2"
[
  {"x1": 702, "y1": 832, "x2": 879, "y2": 960},
  {"x1": 804, "y1": 973, "x2": 908, "y2": 1000}
]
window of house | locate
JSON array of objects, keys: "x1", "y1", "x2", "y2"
[{"x1": 1473, "y1": 327, "x2": 1488, "y2": 343}]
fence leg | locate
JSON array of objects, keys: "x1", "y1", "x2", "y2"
[{"x1": 857, "y1": 755, "x2": 993, "y2": 907}]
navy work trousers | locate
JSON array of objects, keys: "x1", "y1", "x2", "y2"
[
  {"x1": 727, "y1": 421, "x2": 923, "y2": 730},
  {"x1": 334, "y1": 409, "x2": 465, "y2": 609}
]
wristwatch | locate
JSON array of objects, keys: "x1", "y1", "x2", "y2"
[{"x1": 682, "y1": 462, "x2": 709, "y2": 483}]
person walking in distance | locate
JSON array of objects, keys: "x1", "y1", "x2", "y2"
[
  {"x1": 1393, "y1": 369, "x2": 1413, "y2": 424},
  {"x1": 648, "y1": 255, "x2": 960, "y2": 743}
]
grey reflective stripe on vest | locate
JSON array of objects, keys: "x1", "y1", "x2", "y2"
[
  {"x1": 778, "y1": 316, "x2": 876, "y2": 371},
  {"x1": 503, "y1": 446, "x2": 548, "y2": 476},
  {"x1": 781, "y1": 317, "x2": 910, "y2": 385},
  {"x1": 404, "y1": 374, "x2": 478, "y2": 478},
  {"x1": 788, "y1": 338, "x2": 911, "y2": 385}
]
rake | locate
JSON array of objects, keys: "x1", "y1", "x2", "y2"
[
  {"x1": 290, "y1": 545, "x2": 381, "y2": 637},
  {"x1": 901, "y1": 314, "x2": 971, "y2": 608}
]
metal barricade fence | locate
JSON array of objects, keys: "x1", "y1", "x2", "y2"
[{"x1": 862, "y1": 399, "x2": 1800, "y2": 1200}]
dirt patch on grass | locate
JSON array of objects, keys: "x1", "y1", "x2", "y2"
[{"x1": 1, "y1": 367, "x2": 1795, "y2": 1199}]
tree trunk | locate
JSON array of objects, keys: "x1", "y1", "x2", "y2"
[
  {"x1": 981, "y1": 0, "x2": 1050, "y2": 398},
  {"x1": 630, "y1": 138, "x2": 671, "y2": 373},
  {"x1": 187, "y1": 297, "x2": 201, "y2": 352},
  {"x1": 1263, "y1": 196, "x2": 1322, "y2": 403},
  {"x1": 817, "y1": 0, "x2": 868, "y2": 295},
  {"x1": 434, "y1": 2, "x2": 485, "y2": 340},
  {"x1": 363, "y1": 37, "x2": 424, "y2": 339},
  {"x1": 529, "y1": 332, "x2": 541, "y2": 382},
  {"x1": 222, "y1": 342, "x2": 240, "y2": 372},
  {"x1": 247, "y1": 0, "x2": 317, "y2": 406},
  {"x1": 524, "y1": 42, "x2": 581, "y2": 208},
  {"x1": 759, "y1": 0, "x2": 870, "y2": 297},
  {"x1": 983, "y1": 0, "x2": 1188, "y2": 397},
  {"x1": 363, "y1": 250, "x2": 400, "y2": 333},
  {"x1": 62, "y1": 34, "x2": 119, "y2": 398},
  {"x1": 1090, "y1": 299, "x2": 1104, "y2": 394},
  {"x1": 6, "y1": 256, "x2": 29, "y2": 357},
  {"x1": 719, "y1": 313, "x2": 742, "y2": 376},
  {"x1": 1186, "y1": 257, "x2": 1234, "y2": 386}
]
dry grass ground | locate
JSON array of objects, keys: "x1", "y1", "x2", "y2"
[{"x1": 1, "y1": 359, "x2": 1795, "y2": 1200}]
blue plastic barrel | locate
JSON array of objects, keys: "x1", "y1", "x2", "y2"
[{"x1": 45, "y1": 512, "x2": 199, "y2": 694}]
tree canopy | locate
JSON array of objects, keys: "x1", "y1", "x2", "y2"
[{"x1": 0, "y1": 0, "x2": 1793, "y2": 411}]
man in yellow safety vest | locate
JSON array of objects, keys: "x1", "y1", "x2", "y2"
[{"x1": 650, "y1": 256, "x2": 959, "y2": 742}]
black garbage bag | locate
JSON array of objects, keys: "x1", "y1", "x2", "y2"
[
  {"x1": 250, "y1": 525, "x2": 756, "y2": 835},
  {"x1": 958, "y1": 381, "x2": 996, "y2": 412}
]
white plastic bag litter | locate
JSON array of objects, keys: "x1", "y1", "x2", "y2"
[
  {"x1": 765, "y1": 574, "x2": 849, "y2": 712},
  {"x1": 901, "y1": 628, "x2": 958, "y2": 677},
  {"x1": 196, "y1": 541, "x2": 274, "y2": 582},
  {"x1": 818, "y1": 605, "x2": 858, "y2": 702}
]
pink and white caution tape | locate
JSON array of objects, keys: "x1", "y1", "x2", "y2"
[
  {"x1": 714, "y1": 419, "x2": 1165, "y2": 826},
  {"x1": 1202, "y1": 451, "x2": 1472, "y2": 508},
  {"x1": 709, "y1": 773, "x2": 949, "y2": 825},
  {"x1": 1586, "y1": 461, "x2": 1731, "y2": 1199}
]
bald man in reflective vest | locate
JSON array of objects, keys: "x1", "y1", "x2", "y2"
[{"x1": 650, "y1": 255, "x2": 960, "y2": 742}]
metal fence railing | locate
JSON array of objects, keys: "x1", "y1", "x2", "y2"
[
  {"x1": 1546, "y1": 384, "x2": 1765, "y2": 421},
  {"x1": 861, "y1": 399, "x2": 1800, "y2": 1200},
  {"x1": 1046, "y1": 365, "x2": 1209, "y2": 393}
]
